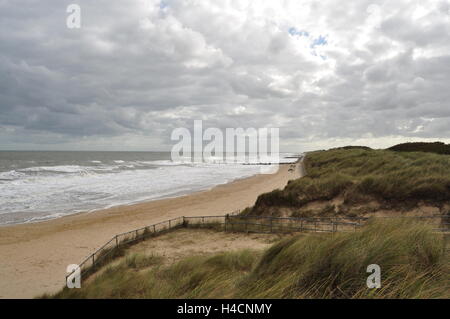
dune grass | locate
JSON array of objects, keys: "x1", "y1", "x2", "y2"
[
  {"x1": 250, "y1": 148, "x2": 450, "y2": 216},
  {"x1": 51, "y1": 249, "x2": 260, "y2": 299},
  {"x1": 389, "y1": 142, "x2": 450, "y2": 155},
  {"x1": 50, "y1": 219, "x2": 449, "y2": 299},
  {"x1": 240, "y1": 218, "x2": 449, "y2": 298}
]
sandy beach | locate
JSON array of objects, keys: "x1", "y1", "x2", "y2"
[{"x1": 0, "y1": 162, "x2": 301, "y2": 298}]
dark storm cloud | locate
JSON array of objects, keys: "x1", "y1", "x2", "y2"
[{"x1": 0, "y1": 0, "x2": 450, "y2": 151}]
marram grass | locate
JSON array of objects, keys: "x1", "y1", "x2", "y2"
[
  {"x1": 49, "y1": 219, "x2": 449, "y2": 299},
  {"x1": 251, "y1": 148, "x2": 450, "y2": 215}
]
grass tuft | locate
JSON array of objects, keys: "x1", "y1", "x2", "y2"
[
  {"x1": 49, "y1": 219, "x2": 449, "y2": 299},
  {"x1": 251, "y1": 148, "x2": 450, "y2": 216}
]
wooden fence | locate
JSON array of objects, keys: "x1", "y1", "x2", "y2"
[{"x1": 66, "y1": 213, "x2": 449, "y2": 283}]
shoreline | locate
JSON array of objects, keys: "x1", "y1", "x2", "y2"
[
  {"x1": 0, "y1": 162, "x2": 302, "y2": 298},
  {"x1": 0, "y1": 169, "x2": 260, "y2": 227}
]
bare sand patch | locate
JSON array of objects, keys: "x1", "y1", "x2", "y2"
[
  {"x1": 125, "y1": 228, "x2": 284, "y2": 267},
  {"x1": 86, "y1": 228, "x2": 288, "y2": 282}
]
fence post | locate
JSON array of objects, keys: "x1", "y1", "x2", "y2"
[
  {"x1": 92, "y1": 254, "x2": 95, "y2": 266},
  {"x1": 224, "y1": 215, "x2": 228, "y2": 232},
  {"x1": 115, "y1": 235, "x2": 118, "y2": 247},
  {"x1": 153, "y1": 225, "x2": 156, "y2": 233},
  {"x1": 182, "y1": 216, "x2": 186, "y2": 227}
]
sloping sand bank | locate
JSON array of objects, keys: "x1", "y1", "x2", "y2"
[{"x1": 0, "y1": 163, "x2": 301, "y2": 298}]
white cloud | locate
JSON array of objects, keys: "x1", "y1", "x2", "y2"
[{"x1": 0, "y1": 0, "x2": 449, "y2": 151}]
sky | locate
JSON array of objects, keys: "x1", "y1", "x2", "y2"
[{"x1": 0, "y1": 0, "x2": 450, "y2": 152}]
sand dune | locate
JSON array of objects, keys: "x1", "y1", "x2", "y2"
[{"x1": 0, "y1": 163, "x2": 301, "y2": 298}]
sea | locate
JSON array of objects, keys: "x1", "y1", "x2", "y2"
[{"x1": 0, "y1": 151, "x2": 298, "y2": 225}]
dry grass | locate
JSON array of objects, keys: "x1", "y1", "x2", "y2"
[
  {"x1": 49, "y1": 219, "x2": 449, "y2": 299},
  {"x1": 250, "y1": 148, "x2": 450, "y2": 217}
]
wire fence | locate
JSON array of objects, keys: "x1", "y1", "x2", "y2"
[
  {"x1": 67, "y1": 212, "x2": 449, "y2": 283},
  {"x1": 71, "y1": 216, "x2": 186, "y2": 281},
  {"x1": 185, "y1": 215, "x2": 361, "y2": 233},
  {"x1": 67, "y1": 210, "x2": 241, "y2": 282},
  {"x1": 186, "y1": 214, "x2": 449, "y2": 234}
]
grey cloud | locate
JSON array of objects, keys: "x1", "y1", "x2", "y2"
[{"x1": 0, "y1": 0, "x2": 450, "y2": 151}]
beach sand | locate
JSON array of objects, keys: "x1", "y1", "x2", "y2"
[{"x1": 0, "y1": 162, "x2": 302, "y2": 298}]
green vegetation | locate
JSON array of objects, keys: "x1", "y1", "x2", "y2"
[
  {"x1": 332, "y1": 146, "x2": 373, "y2": 151},
  {"x1": 250, "y1": 147, "x2": 450, "y2": 217},
  {"x1": 51, "y1": 250, "x2": 260, "y2": 299},
  {"x1": 49, "y1": 219, "x2": 449, "y2": 299},
  {"x1": 389, "y1": 142, "x2": 450, "y2": 155},
  {"x1": 47, "y1": 144, "x2": 450, "y2": 299},
  {"x1": 240, "y1": 219, "x2": 449, "y2": 298}
]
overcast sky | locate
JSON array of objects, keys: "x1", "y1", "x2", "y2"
[{"x1": 1, "y1": 0, "x2": 450, "y2": 152}]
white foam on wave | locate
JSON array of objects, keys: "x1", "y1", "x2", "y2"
[
  {"x1": 0, "y1": 170, "x2": 25, "y2": 180},
  {"x1": 20, "y1": 165, "x2": 88, "y2": 173},
  {"x1": 144, "y1": 160, "x2": 188, "y2": 166},
  {"x1": 6, "y1": 164, "x2": 123, "y2": 177},
  {"x1": 0, "y1": 162, "x2": 262, "y2": 225},
  {"x1": 0, "y1": 153, "x2": 297, "y2": 225}
]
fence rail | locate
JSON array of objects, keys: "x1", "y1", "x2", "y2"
[{"x1": 66, "y1": 213, "x2": 449, "y2": 283}]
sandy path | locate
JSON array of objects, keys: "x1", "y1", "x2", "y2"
[
  {"x1": 0, "y1": 162, "x2": 302, "y2": 298},
  {"x1": 131, "y1": 229, "x2": 280, "y2": 266}
]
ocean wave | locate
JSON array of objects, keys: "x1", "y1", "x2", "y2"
[
  {"x1": 19, "y1": 165, "x2": 88, "y2": 173},
  {"x1": 138, "y1": 160, "x2": 186, "y2": 166},
  {"x1": 0, "y1": 162, "x2": 262, "y2": 225},
  {"x1": 0, "y1": 170, "x2": 25, "y2": 181},
  {"x1": 0, "y1": 153, "x2": 298, "y2": 225}
]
